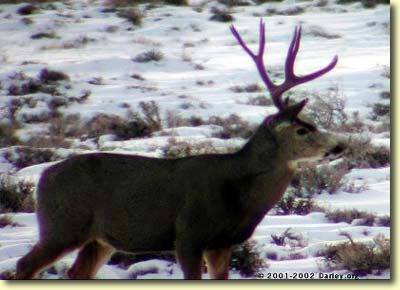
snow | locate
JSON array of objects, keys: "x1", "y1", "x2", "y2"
[{"x1": 0, "y1": 0, "x2": 390, "y2": 280}]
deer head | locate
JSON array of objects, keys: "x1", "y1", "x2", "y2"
[{"x1": 231, "y1": 20, "x2": 343, "y2": 167}]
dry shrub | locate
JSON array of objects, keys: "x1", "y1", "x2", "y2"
[
  {"x1": 210, "y1": 114, "x2": 254, "y2": 139},
  {"x1": 325, "y1": 209, "x2": 374, "y2": 226},
  {"x1": 230, "y1": 240, "x2": 267, "y2": 277},
  {"x1": 307, "y1": 25, "x2": 342, "y2": 39},
  {"x1": 0, "y1": 215, "x2": 21, "y2": 228},
  {"x1": 0, "y1": 124, "x2": 20, "y2": 147},
  {"x1": 161, "y1": 138, "x2": 220, "y2": 158},
  {"x1": 266, "y1": 5, "x2": 305, "y2": 16},
  {"x1": 137, "y1": 101, "x2": 162, "y2": 132},
  {"x1": 210, "y1": 7, "x2": 234, "y2": 22},
  {"x1": 342, "y1": 137, "x2": 390, "y2": 169},
  {"x1": 273, "y1": 194, "x2": 322, "y2": 216},
  {"x1": 270, "y1": 228, "x2": 306, "y2": 248},
  {"x1": 133, "y1": 49, "x2": 164, "y2": 63},
  {"x1": 218, "y1": 0, "x2": 251, "y2": 6},
  {"x1": 166, "y1": 112, "x2": 254, "y2": 139},
  {"x1": 165, "y1": 111, "x2": 204, "y2": 128},
  {"x1": 305, "y1": 86, "x2": 347, "y2": 131},
  {"x1": 117, "y1": 8, "x2": 144, "y2": 26},
  {"x1": 84, "y1": 101, "x2": 162, "y2": 140},
  {"x1": 0, "y1": 177, "x2": 35, "y2": 213},
  {"x1": 230, "y1": 83, "x2": 263, "y2": 93},
  {"x1": 3, "y1": 146, "x2": 63, "y2": 170},
  {"x1": 319, "y1": 234, "x2": 390, "y2": 276},
  {"x1": 291, "y1": 164, "x2": 347, "y2": 197},
  {"x1": 31, "y1": 31, "x2": 57, "y2": 39},
  {"x1": 6, "y1": 69, "x2": 68, "y2": 96},
  {"x1": 369, "y1": 102, "x2": 390, "y2": 121},
  {"x1": 336, "y1": 111, "x2": 367, "y2": 133},
  {"x1": 241, "y1": 95, "x2": 272, "y2": 107},
  {"x1": 38, "y1": 68, "x2": 69, "y2": 84},
  {"x1": 0, "y1": 270, "x2": 15, "y2": 280},
  {"x1": 17, "y1": 4, "x2": 36, "y2": 15},
  {"x1": 325, "y1": 209, "x2": 390, "y2": 227}
]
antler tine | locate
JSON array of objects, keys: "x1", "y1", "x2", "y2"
[
  {"x1": 283, "y1": 25, "x2": 338, "y2": 93},
  {"x1": 285, "y1": 25, "x2": 302, "y2": 80},
  {"x1": 231, "y1": 20, "x2": 339, "y2": 112},
  {"x1": 230, "y1": 20, "x2": 283, "y2": 110}
]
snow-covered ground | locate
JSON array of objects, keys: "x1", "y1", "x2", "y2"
[{"x1": 0, "y1": 0, "x2": 390, "y2": 280}]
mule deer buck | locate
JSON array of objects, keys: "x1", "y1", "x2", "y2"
[{"x1": 16, "y1": 20, "x2": 343, "y2": 280}]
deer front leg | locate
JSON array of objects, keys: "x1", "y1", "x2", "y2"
[
  {"x1": 175, "y1": 240, "x2": 203, "y2": 279},
  {"x1": 203, "y1": 247, "x2": 232, "y2": 279}
]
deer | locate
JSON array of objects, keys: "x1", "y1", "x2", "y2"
[{"x1": 15, "y1": 20, "x2": 343, "y2": 280}]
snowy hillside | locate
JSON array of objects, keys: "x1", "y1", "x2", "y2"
[{"x1": 0, "y1": 0, "x2": 390, "y2": 280}]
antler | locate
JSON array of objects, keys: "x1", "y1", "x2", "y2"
[{"x1": 230, "y1": 19, "x2": 338, "y2": 111}]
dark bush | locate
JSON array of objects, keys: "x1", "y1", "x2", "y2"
[
  {"x1": 164, "y1": 0, "x2": 188, "y2": 5},
  {"x1": 273, "y1": 195, "x2": 322, "y2": 216},
  {"x1": 133, "y1": 49, "x2": 164, "y2": 63},
  {"x1": 3, "y1": 146, "x2": 63, "y2": 170},
  {"x1": 31, "y1": 31, "x2": 57, "y2": 39},
  {"x1": 230, "y1": 83, "x2": 263, "y2": 93},
  {"x1": 79, "y1": 101, "x2": 163, "y2": 140},
  {"x1": 39, "y1": 68, "x2": 70, "y2": 84},
  {"x1": 117, "y1": 8, "x2": 144, "y2": 26},
  {"x1": 0, "y1": 178, "x2": 35, "y2": 213},
  {"x1": 0, "y1": 215, "x2": 21, "y2": 228},
  {"x1": 210, "y1": 7, "x2": 234, "y2": 22},
  {"x1": 370, "y1": 103, "x2": 390, "y2": 120},
  {"x1": 17, "y1": 4, "x2": 36, "y2": 15},
  {"x1": 0, "y1": 124, "x2": 20, "y2": 147},
  {"x1": 210, "y1": 114, "x2": 254, "y2": 139},
  {"x1": 218, "y1": 0, "x2": 251, "y2": 6},
  {"x1": 230, "y1": 240, "x2": 267, "y2": 277}
]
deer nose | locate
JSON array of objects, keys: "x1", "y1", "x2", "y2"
[{"x1": 330, "y1": 144, "x2": 345, "y2": 155}]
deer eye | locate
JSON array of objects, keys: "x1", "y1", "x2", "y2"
[{"x1": 296, "y1": 128, "x2": 308, "y2": 136}]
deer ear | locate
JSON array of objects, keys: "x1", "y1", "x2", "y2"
[{"x1": 279, "y1": 99, "x2": 308, "y2": 121}]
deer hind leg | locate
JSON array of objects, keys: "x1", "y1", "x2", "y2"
[
  {"x1": 175, "y1": 241, "x2": 203, "y2": 279},
  {"x1": 203, "y1": 248, "x2": 232, "y2": 279},
  {"x1": 68, "y1": 240, "x2": 114, "y2": 279},
  {"x1": 15, "y1": 241, "x2": 77, "y2": 279}
]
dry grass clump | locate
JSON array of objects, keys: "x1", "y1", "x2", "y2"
[
  {"x1": 325, "y1": 209, "x2": 390, "y2": 227},
  {"x1": 319, "y1": 234, "x2": 390, "y2": 276}
]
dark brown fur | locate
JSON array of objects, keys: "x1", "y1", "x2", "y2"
[{"x1": 15, "y1": 106, "x2": 341, "y2": 279}]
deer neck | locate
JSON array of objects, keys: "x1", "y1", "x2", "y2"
[
  {"x1": 234, "y1": 126, "x2": 295, "y2": 211},
  {"x1": 238, "y1": 126, "x2": 291, "y2": 175}
]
